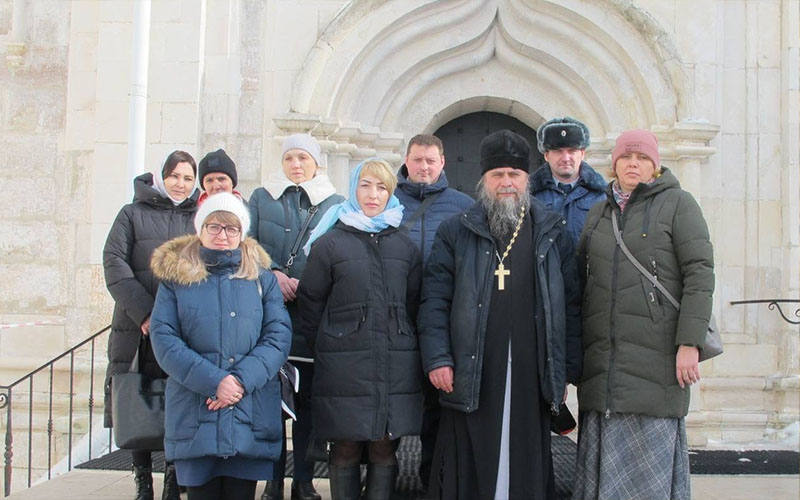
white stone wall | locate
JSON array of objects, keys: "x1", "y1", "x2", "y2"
[{"x1": 0, "y1": 4, "x2": 796, "y2": 483}]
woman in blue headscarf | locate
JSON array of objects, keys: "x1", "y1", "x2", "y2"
[{"x1": 297, "y1": 159, "x2": 424, "y2": 500}]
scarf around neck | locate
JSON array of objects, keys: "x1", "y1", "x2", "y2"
[
  {"x1": 302, "y1": 159, "x2": 404, "y2": 254},
  {"x1": 264, "y1": 170, "x2": 338, "y2": 206}
]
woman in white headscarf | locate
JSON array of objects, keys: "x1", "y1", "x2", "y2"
[{"x1": 103, "y1": 150, "x2": 199, "y2": 500}]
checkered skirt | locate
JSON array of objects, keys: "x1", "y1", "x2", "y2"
[{"x1": 571, "y1": 411, "x2": 691, "y2": 500}]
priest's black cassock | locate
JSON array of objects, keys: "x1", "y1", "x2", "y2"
[{"x1": 432, "y1": 215, "x2": 555, "y2": 500}]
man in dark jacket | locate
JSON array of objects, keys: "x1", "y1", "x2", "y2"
[
  {"x1": 394, "y1": 134, "x2": 473, "y2": 486},
  {"x1": 419, "y1": 130, "x2": 581, "y2": 500},
  {"x1": 531, "y1": 116, "x2": 606, "y2": 245}
]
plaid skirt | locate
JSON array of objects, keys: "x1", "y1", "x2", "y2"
[{"x1": 571, "y1": 411, "x2": 690, "y2": 500}]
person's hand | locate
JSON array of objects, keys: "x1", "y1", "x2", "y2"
[
  {"x1": 140, "y1": 316, "x2": 151, "y2": 336},
  {"x1": 429, "y1": 366, "x2": 454, "y2": 393},
  {"x1": 676, "y1": 345, "x2": 700, "y2": 389},
  {"x1": 272, "y1": 270, "x2": 299, "y2": 302},
  {"x1": 211, "y1": 375, "x2": 245, "y2": 409}
]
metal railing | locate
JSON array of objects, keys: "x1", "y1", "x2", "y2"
[{"x1": 0, "y1": 325, "x2": 111, "y2": 497}]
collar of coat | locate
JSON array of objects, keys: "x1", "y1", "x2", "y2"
[
  {"x1": 263, "y1": 171, "x2": 338, "y2": 206},
  {"x1": 529, "y1": 161, "x2": 607, "y2": 194},
  {"x1": 150, "y1": 234, "x2": 271, "y2": 285},
  {"x1": 396, "y1": 165, "x2": 450, "y2": 200},
  {"x1": 462, "y1": 196, "x2": 565, "y2": 241},
  {"x1": 133, "y1": 173, "x2": 199, "y2": 211}
]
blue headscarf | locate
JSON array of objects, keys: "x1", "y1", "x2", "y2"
[{"x1": 303, "y1": 158, "x2": 404, "y2": 254}]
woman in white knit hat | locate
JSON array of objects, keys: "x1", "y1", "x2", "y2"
[
  {"x1": 149, "y1": 193, "x2": 291, "y2": 500},
  {"x1": 248, "y1": 134, "x2": 343, "y2": 500}
]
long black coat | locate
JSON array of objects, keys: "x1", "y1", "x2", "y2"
[
  {"x1": 102, "y1": 173, "x2": 198, "y2": 427},
  {"x1": 418, "y1": 200, "x2": 582, "y2": 414},
  {"x1": 296, "y1": 222, "x2": 423, "y2": 441}
]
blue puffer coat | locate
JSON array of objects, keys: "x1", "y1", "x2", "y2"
[
  {"x1": 149, "y1": 235, "x2": 291, "y2": 462},
  {"x1": 530, "y1": 162, "x2": 606, "y2": 245},
  {"x1": 395, "y1": 167, "x2": 474, "y2": 263}
]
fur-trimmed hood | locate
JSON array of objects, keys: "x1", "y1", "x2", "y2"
[{"x1": 151, "y1": 234, "x2": 272, "y2": 285}]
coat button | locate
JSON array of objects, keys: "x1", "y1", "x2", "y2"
[
  {"x1": 539, "y1": 254, "x2": 545, "y2": 259},
  {"x1": 228, "y1": 357, "x2": 235, "y2": 363},
  {"x1": 230, "y1": 311, "x2": 236, "y2": 317},
  {"x1": 478, "y1": 304, "x2": 482, "y2": 308},
  {"x1": 549, "y1": 238, "x2": 553, "y2": 243},
  {"x1": 471, "y1": 355, "x2": 476, "y2": 359}
]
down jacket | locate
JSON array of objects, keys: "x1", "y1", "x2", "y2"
[
  {"x1": 248, "y1": 186, "x2": 344, "y2": 359},
  {"x1": 418, "y1": 199, "x2": 582, "y2": 414},
  {"x1": 577, "y1": 168, "x2": 714, "y2": 418},
  {"x1": 530, "y1": 161, "x2": 606, "y2": 245},
  {"x1": 102, "y1": 173, "x2": 199, "y2": 427},
  {"x1": 394, "y1": 166, "x2": 474, "y2": 262},
  {"x1": 149, "y1": 236, "x2": 291, "y2": 461},
  {"x1": 296, "y1": 222, "x2": 423, "y2": 441}
]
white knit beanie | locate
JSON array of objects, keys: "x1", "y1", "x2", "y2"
[
  {"x1": 193, "y1": 192, "x2": 251, "y2": 238},
  {"x1": 282, "y1": 133, "x2": 322, "y2": 167}
]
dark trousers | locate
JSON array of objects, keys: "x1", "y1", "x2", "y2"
[
  {"x1": 186, "y1": 476, "x2": 256, "y2": 500},
  {"x1": 419, "y1": 379, "x2": 440, "y2": 487},
  {"x1": 273, "y1": 362, "x2": 315, "y2": 482}
]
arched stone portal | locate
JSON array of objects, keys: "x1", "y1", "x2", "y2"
[{"x1": 271, "y1": 0, "x2": 718, "y2": 193}]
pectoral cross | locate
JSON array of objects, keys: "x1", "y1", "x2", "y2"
[{"x1": 495, "y1": 262, "x2": 510, "y2": 290}]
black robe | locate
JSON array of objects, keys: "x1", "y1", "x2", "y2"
[{"x1": 432, "y1": 215, "x2": 555, "y2": 500}]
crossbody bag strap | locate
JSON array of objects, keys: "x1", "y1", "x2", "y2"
[
  {"x1": 611, "y1": 211, "x2": 680, "y2": 310},
  {"x1": 402, "y1": 191, "x2": 442, "y2": 230},
  {"x1": 284, "y1": 205, "x2": 319, "y2": 271}
]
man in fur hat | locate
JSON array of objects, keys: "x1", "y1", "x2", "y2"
[
  {"x1": 419, "y1": 130, "x2": 582, "y2": 500},
  {"x1": 531, "y1": 117, "x2": 606, "y2": 245}
]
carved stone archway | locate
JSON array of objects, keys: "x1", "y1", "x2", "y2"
[{"x1": 273, "y1": 0, "x2": 718, "y2": 191}]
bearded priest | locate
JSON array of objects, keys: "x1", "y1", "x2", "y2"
[{"x1": 419, "y1": 129, "x2": 582, "y2": 500}]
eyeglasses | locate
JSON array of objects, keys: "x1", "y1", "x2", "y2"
[{"x1": 204, "y1": 223, "x2": 241, "y2": 237}]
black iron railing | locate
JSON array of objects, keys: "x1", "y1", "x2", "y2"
[
  {"x1": 0, "y1": 325, "x2": 111, "y2": 497},
  {"x1": 730, "y1": 299, "x2": 800, "y2": 325}
]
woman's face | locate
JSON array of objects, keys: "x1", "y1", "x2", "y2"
[
  {"x1": 163, "y1": 162, "x2": 195, "y2": 201},
  {"x1": 356, "y1": 174, "x2": 390, "y2": 217},
  {"x1": 614, "y1": 152, "x2": 656, "y2": 192},
  {"x1": 199, "y1": 215, "x2": 241, "y2": 250},
  {"x1": 282, "y1": 149, "x2": 317, "y2": 184}
]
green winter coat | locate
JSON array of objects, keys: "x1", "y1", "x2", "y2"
[{"x1": 577, "y1": 168, "x2": 714, "y2": 418}]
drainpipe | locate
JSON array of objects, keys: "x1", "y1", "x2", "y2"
[{"x1": 126, "y1": 0, "x2": 152, "y2": 201}]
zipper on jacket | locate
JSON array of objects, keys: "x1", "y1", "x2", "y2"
[{"x1": 605, "y1": 208, "x2": 622, "y2": 419}]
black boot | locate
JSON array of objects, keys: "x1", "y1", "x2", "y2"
[
  {"x1": 161, "y1": 462, "x2": 180, "y2": 500},
  {"x1": 291, "y1": 481, "x2": 322, "y2": 500},
  {"x1": 328, "y1": 464, "x2": 362, "y2": 500},
  {"x1": 133, "y1": 464, "x2": 154, "y2": 500},
  {"x1": 364, "y1": 464, "x2": 397, "y2": 500},
  {"x1": 261, "y1": 480, "x2": 284, "y2": 500}
]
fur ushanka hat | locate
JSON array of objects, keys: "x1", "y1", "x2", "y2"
[{"x1": 537, "y1": 116, "x2": 590, "y2": 153}]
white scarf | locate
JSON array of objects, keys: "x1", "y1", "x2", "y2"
[
  {"x1": 152, "y1": 166, "x2": 198, "y2": 206},
  {"x1": 264, "y1": 171, "x2": 337, "y2": 206}
]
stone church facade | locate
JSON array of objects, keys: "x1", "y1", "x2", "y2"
[{"x1": 0, "y1": 0, "x2": 797, "y2": 460}]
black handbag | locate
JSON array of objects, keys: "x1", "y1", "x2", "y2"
[{"x1": 111, "y1": 336, "x2": 166, "y2": 450}]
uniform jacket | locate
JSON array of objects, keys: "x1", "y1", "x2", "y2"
[
  {"x1": 296, "y1": 222, "x2": 423, "y2": 441},
  {"x1": 530, "y1": 161, "x2": 606, "y2": 245},
  {"x1": 394, "y1": 167, "x2": 474, "y2": 262},
  {"x1": 149, "y1": 236, "x2": 291, "y2": 461},
  {"x1": 248, "y1": 186, "x2": 344, "y2": 359},
  {"x1": 577, "y1": 168, "x2": 714, "y2": 418},
  {"x1": 102, "y1": 173, "x2": 198, "y2": 427},
  {"x1": 418, "y1": 199, "x2": 582, "y2": 414}
]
